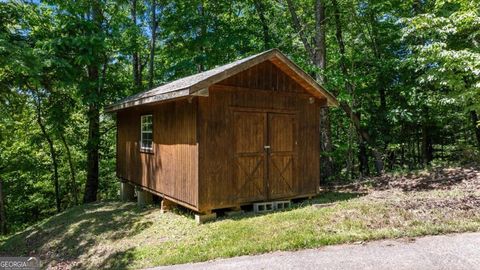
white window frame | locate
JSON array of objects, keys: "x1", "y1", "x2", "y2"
[{"x1": 140, "y1": 114, "x2": 153, "y2": 152}]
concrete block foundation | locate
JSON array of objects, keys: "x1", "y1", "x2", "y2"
[
  {"x1": 195, "y1": 212, "x2": 217, "y2": 224},
  {"x1": 136, "y1": 187, "x2": 153, "y2": 207},
  {"x1": 120, "y1": 181, "x2": 135, "y2": 202}
]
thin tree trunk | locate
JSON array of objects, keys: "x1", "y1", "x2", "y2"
[
  {"x1": 347, "y1": 123, "x2": 354, "y2": 180},
  {"x1": 131, "y1": 0, "x2": 142, "y2": 89},
  {"x1": 366, "y1": 9, "x2": 389, "y2": 150},
  {"x1": 0, "y1": 178, "x2": 7, "y2": 235},
  {"x1": 471, "y1": 110, "x2": 480, "y2": 149},
  {"x1": 421, "y1": 123, "x2": 433, "y2": 164},
  {"x1": 285, "y1": 0, "x2": 314, "y2": 59},
  {"x1": 357, "y1": 113, "x2": 369, "y2": 176},
  {"x1": 331, "y1": 0, "x2": 383, "y2": 175},
  {"x1": 408, "y1": 135, "x2": 413, "y2": 169},
  {"x1": 331, "y1": 0, "x2": 368, "y2": 176},
  {"x1": 253, "y1": 0, "x2": 271, "y2": 50},
  {"x1": 315, "y1": 0, "x2": 334, "y2": 181},
  {"x1": 366, "y1": 9, "x2": 386, "y2": 110},
  {"x1": 60, "y1": 133, "x2": 78, "y2": 205},
  {"x1": 401, "y1": 142, "x2": 405, "y2": 167},
  {"x1": 197, "y1": 1, "x2": 206, "y2": 72},
  {"x1": 286, "y1": 0, "x2": 335, "y2": 181},
  {"x1": 35, "y1": 99, "x2": 61, "y2": 213},
  {"x1": 416, "y1": 130, "x2": 422, "y2": 167},
  {"x1": 319, "y1": 107, "x2": 334, "y2": 180},
  {"x1": 148, "y1": 0, "x2": 157, "y2": 89}
]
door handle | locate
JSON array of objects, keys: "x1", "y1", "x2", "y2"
[{"x1": 264, "y1": 145, "x2": 271, "y2": 150}]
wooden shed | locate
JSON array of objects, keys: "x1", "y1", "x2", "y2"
[{"x1": 106, "y1": 49, "x2": 337, "y2": 217}]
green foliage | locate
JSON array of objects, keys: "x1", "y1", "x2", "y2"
[
  {"x1": 400, "y1": 0, "x2": 480, "y2": 110},
  {"x1": 0, "y1": 0, "x2": 479, "y2": 233}
]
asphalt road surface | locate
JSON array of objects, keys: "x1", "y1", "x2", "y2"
[{"x1": 148, "y1": 232, "x2": 480, "y2": 270}]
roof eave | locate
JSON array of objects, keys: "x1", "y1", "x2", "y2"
[{"x1": 105, "y1": 88, "x2": 191, "y2": 113}]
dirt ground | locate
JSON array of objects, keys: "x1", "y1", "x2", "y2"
[{"x1": 333, "y1": 165, "x2": 480, "y2": 213}]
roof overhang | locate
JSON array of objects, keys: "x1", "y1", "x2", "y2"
[{"x1": 105, "y1": 49, "x2": 338, "y2": 113}]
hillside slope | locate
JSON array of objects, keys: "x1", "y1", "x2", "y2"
[{"x1": 1, "y1": 166, "x2": 479, "y2": 270}]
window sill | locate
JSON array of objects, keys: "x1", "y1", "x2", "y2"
[{"x1": 140, "y1": 149, "x2": 154, "y2": 154}]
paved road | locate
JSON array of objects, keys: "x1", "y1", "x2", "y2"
[{"x1": 148, "y1": 232, "x2": 480, "y2": 270}]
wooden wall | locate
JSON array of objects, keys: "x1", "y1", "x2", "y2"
[
  {"x1": 116, "y1": 99, "x2": 199, "y2": 209},
  {"x1": 116, "y1": 59, "x2": 326, "y2": 213},
  {"x1": 198, "y1": 60, "x2": 323, "y2": 211}
]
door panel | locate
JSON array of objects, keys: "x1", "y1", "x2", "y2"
[
  {"x1": 233, "y1": 111, "x2": 267, "y2": 201},
  {"x1": 233, "y1": 110, "x2": 297, "y2": 201},
  {"x1": 267, "y1": 113, "x2": 297, "y2": 199}
]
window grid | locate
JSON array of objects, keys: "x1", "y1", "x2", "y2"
[{"x1": 140, "y1": 115, "x2": 153, "y2": 152}]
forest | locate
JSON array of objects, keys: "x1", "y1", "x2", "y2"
[{"x1": 0, "y1": 0, "x2": 479, "y2": 234}]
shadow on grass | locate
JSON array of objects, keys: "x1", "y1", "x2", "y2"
[
  {"x1": 96, "y1": 248, "x2": 137, "y2": 270},
  {"x1": 0, "y1": 202, "x2": 155, "y2": 269}
]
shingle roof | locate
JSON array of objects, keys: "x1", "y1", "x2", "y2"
[{"x1": 105, "y1": 49, "x2": 338, "y2": 112}]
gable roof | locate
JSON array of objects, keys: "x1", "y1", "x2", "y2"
[{"x1": 105, "y1": 49, "x2": 338, "y2": 112}]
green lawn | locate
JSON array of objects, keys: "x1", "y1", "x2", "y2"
[{"x1": 1, "y1": 166, "x2": 479, "y2": 269}]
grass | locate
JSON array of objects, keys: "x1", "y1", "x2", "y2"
[{"x1": 1, "y1": 166, "x2": 479, "y2": 269}]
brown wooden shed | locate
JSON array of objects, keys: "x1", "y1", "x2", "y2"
[{"x1": 106, "y1": 49, "x2": 337, "y2": 216}]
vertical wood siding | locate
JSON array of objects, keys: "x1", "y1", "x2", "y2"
[
  {"x1": 116, "y1": 99, "x2": 198, "y2": 208},
  {"x1": 198, "y1": 60, "x2": 323, "y2": 211}
]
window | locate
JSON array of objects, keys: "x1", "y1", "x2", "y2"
[{"x1": 140, "y1": 114, "x2": 153, "y2": 152}]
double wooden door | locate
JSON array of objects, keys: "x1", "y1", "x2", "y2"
[{"x1": 233, "y1": 110, "x2": 297, "y2": 201}]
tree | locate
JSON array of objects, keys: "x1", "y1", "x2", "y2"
[
  {"x1": 148, "y1": 0, "x2": 159, "y2": 89},
  {"x1": 472, "y1": 111, "x2": 480, "y2": 149},
  {"x1": 33, "y1": 90, "x2": 61, "y2": 213},
  {"x1": 44, "y1": 0, "x2": 132, "y2": 203},
  {"x1": 0, "y1": 178, "x2": 6, "y2": 234},
  {"x1": 253, "y1": 0, "x2": 271, "y2": 50},
  {"x1": 400, "y1": 0, "x2": 480, "y2": 159},
  {"x1": 286, "y1": 0, "x2": 335, "y2": 180}
]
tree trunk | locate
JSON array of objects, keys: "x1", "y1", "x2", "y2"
[
  {"x1": 84, "y1": 103, "x2": 100, "y2": 203},
  {"x1": 347, "y1": 123, "x2": 355, "y2": 180},
  {"x1": 315, "y1": 0, "x2": 334, "y2": 181},
  {"x1": 253, "y1": 0, "x2": 271, "y2": 50},
  {"x1": 356, "y1": 112, "x2": 369, "y2": 176},
  {"x1": 60, "y1": 133, "x2": 78, "y2": 205},
  {"x1": 0, "y1": 178, "x2": 7, "y2": 235},
  {"x1": 331, "y1": 0, "x2": 383, "y2": 175},
  {"x1": 35, "y1": 99, "x2": 61, "y2": 213},
  {"x1": 148, "y1": 0, "x2": 157, "y2": 89},
  {"x1": 83, "y1": 1, "x2": 103, "y2": 204},
  {"x1": 285, "y1": 0, "x2": 315, "y2": 60},
  {"x1": 471, "y1": 110, "x2": 480, "y2": 149},
  {"x1": 367, "y1": 9, "x2": 389, "y2": 149},
  {"x1": 332, "y1": 0, "x2": 368, "y2": 175},
  {"x1": 197, "y1": 1, "x2": 206, "y2": 72},
  {"x1": 400, "y1": 142, "x2": 405, "y2": 167},
  {"x1": 131, "y1": 0, "x2": 142, "y2": 89},
  {"x1": 319, "y1": 107, "x2": 334, "y2": 180},
  {"x1": 286, "y1": 0, "x2": 335, "y2": 180},
  {"x1": 421, "y1": 123, "x2": 433, "y2": 164}
]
